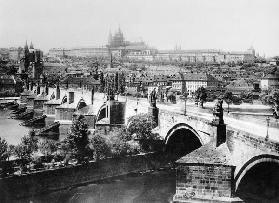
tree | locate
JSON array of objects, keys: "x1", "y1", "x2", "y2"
[
  {"x1": 0, "y1": 137, "x2": 8, "y2": 162},
  {"x1": 114, "y1": 72, "x2": 119, "y2": 94},
  {"x1": 127, "y1": 113, "x2": 160, "y2": 151},
  {"x1": 118, "y1": 72, "x2": 126, "y2": 94},
  {"x1": 223, "y1": 91, "x2": 233, "y2": 113},
  {"x1": 14, "y1": 133, "x2": 38, "y2": 171},
  {"x1": 105, "y1": 127, "x2": 139, "y2": 157},
  {"x1": 261, "y1": 90, "x2": 279, "y2": 118},
  {"x1": 0, "y1": 143, "x2": 14, "y2": 177},
  {"x1": 65, "y1": 115, "x2": 90, "y2": 162},
  {"x1": 39, "y1": 139, "x2": 58, "y2": 157},
  {"x1": 99, "y1": 72, "x2": 105, "y2": 92},
  {"x1": 89, "y1": 133, "x2": 111, "y2": 161},
  {"x1": 195, "y1": 87, "x2": 207, "y2": 108}
]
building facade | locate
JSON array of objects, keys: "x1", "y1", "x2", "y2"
[
  {"x1": 171, "y1": 73, "x2": 219, "y2": 95},
  {"x1": 47, "y1": 29, "x2": 256, "y2": 63}
]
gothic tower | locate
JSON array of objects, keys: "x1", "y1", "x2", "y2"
[{"x1": 24, "y1": 41, "x2": 30, "y2": 72}]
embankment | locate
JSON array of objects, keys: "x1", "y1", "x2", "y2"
[{"x1": 0, "y1": 152, "x2": 167, "y2": 202}]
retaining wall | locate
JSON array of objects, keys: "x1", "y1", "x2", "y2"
[{"x1": 0, "y1": 152, "x2": 165, "y2": 202}]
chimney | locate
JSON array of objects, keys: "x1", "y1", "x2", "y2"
[
  {"x1": 56, "y1": 84, "x2": 60, "y2": 100},
  {"x1": 69, "y1": 92, "x2": 74, "y2": 104}
]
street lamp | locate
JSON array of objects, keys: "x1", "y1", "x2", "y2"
[{"x1": 265, "y1": 116, "x2": 270, "y2": 141}]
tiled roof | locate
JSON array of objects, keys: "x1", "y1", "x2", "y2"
[
  {"x1": 34, "y1": 92, "x2": 49, "y2": 101},
  {"x1": 226, "y1": 79, "x2": 253, "y2": 89},
  {"x1": 171, "y1": 73, "x2": 217, "y2": 82},
  {"x1": 21, "y1": 90, "x2": 33, "y2": 96},
  {"x1": 74, "y1": 104, "x2": 95, "y2": 116},
  {"x1": 0, "y1": 75, "x2": 15, "y2": 85},
  {"x1": 61, "y1": 76, "x2": 100, "y2": 85},
  {"x1": 263, "y1": 73, "x2": 279, "y2": 79}
]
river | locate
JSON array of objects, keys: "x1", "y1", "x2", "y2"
[
  {"x1": 16, "y1": 169, "x2": 176, "y2": 203},
  {"x1": 0, "y1": 109, "x2": 30, "y2": 145}
]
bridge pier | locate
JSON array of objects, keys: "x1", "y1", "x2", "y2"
[{"x1": 173, "y1": 144, "x2": 242, "y2": 202}]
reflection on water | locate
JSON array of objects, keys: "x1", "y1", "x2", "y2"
[{"x1": 18, "y1": 169, "x2": 176, "y2": 203}]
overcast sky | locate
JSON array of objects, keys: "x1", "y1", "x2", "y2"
[{"x1": 0, "y1": 0, "x2": 278, "y2": 56}]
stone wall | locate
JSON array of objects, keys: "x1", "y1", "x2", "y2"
[
  {"x1": 0, "y1": 153, "x2": 165, "y2": 201},
  {"x1": 158, "y1": 110, "x2": 213, "y2": 144},
  {"x1": 174, "y1": 164, "x2": 235, "y2": 202}
]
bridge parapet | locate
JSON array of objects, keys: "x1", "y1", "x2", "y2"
[
  {"x1": 225, "y1": 125, "x2": 279, "y2": 191},
  {"x1": 158, "y1": 109, "x2": 217, "y2": 145}
]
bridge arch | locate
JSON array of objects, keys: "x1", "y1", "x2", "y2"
[
  {"x1": 50, "y1": 92, "x2": 55, "y2": 100},
  {"x1": 165, "y1": 123, "x2": 203, "y2": 158},
  {"x1": 61, "y1": 95, "x2": 67, "y2": 104},
  {"x1": 96, "y1": 103, "x2": 107, "y2": 122},
  {"x1": 76, "y1": 98, "x2": 87, "y2": 110},
  {"x1": 235, "y1": 154, "x2": 279, "y2": 193}
]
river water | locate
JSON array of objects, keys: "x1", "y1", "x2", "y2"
[
  {"x1": 16, "y1": 169, "x2": 176, "y2": 203},
  {"x1": 0, "y1": 109, "x2": 30, "y2": 145}
]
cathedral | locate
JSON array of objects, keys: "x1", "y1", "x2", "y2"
[
  {"x1": 108, "y1": 27, "x2": 126, "y2": 48},
  {"x1": 20, "y1": 41, "x2": 44, "y2": 80}
]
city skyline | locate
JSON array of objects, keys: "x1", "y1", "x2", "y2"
[{"x1": 1, "y1": 0, "x2": 279, "y2": 57}]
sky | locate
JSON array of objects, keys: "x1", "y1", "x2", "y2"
[{"x1": 0, "y1": 0, "x2": 279, "y2": 57}]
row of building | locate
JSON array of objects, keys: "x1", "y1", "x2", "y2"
[{"x1": 48, "y1": 28, "x2": 256, "y2": 63}]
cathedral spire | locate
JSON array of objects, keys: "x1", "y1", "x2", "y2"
[
  {"x1": 24, "y1": 40, "x2": 28, "y2": 49},
  {"x1": 30, "y1": 41, "x2": 34, "y2": 49}
]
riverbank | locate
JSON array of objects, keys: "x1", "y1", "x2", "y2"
[{"x1": 0, "y1": 152, "x2": 168, "y2": 202}]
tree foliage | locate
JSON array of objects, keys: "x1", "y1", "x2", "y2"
[
  {"x1": 0, "y1": 137, "x2": 8, "y2": 162},
  {"x1": 127, "y1": 113, "x2": 160, "y2": 151},
  {"x1": 105, "y1": 127, "x2": 139, "y2": 157},
  {"x1": 14, "y1": 133, "x2": 38, "y2": 169},
  {"x1": 99, "y1": 72, "x2": 105, "y2": 92},
  {"x1": 39, "y1": 139, "x2": 58, "y2": 157},
  {"x1": 195, "y1": 87, "x2": 207, "y2": 108},
  {"x1": 89, "y1": 133, "x2": 111, "y2": 160},
  {"x1": 65, "y1": 115, "x2": 90, "y2": 162},
  {"x1": 223, "y1": 91, "x2": 233, "y2": 112}
]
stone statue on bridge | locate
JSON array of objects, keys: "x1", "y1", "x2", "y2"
[
  {"x1": 212, "y1": 97, "x2": 224, "y2": 125},
  {"x1": 149, "y1": 88, "x2": 157, "y2": 107}
]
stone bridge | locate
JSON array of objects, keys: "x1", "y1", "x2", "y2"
[
  {"x1": 156, "y1": 109, "x2": 279, "y2": 202},
  {"x1": 19, "y1": 85, "x2": 279, "y2": 201}
]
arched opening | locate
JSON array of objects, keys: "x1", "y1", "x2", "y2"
[
  {"x1": 237, "y1": 161, "x2": 279, "y2": 202},
  {"x1": 76, "y1": 99, "x2": 87, "y2": 110},
  {"x1": 97, "y1": 104, "x2": 107, "y2": 121},
  {"x1": 50, "y1": 92, "x2": 55, "y2": 100},
  {"x1": 61, "y1": 96, "x2": 67, "y2": 104},
  {"x1": 165, "y1": 125, "x2": 202, "y2": 160}
]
